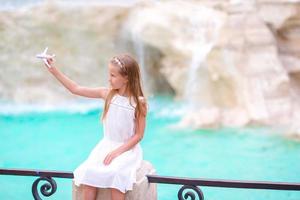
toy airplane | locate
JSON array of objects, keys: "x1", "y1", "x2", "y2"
[{"x1": 36, "y1": 47, "x2": 55, "y2": 68}]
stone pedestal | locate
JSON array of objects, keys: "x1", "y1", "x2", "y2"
[{"x1": 72, "y1": 160, "x2": 157, "y2": 200}]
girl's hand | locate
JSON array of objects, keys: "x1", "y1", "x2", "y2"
[
  {"x1": 44, "y1": 58, "x2": 56, "y2": 73},
  {"x1": 103, "y1": 150, "x2": 121, "y2": 165}
]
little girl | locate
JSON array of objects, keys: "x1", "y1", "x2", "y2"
[{"x1": 44, "y1": 54, "x2": 147, "y2": 200}]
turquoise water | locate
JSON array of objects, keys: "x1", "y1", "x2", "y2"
[{"x1": 1, "y1": 96, "x2": 300, "y2": 200}]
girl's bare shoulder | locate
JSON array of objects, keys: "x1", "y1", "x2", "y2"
[
  {"x1": 138, "y1": 96, "x2": 147, "y2": 103},
  {"x1": 138, "y1": 96, "x2": 148, "y2": 112}
]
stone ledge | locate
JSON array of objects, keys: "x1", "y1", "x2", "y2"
[{"x1": 72, "y1": 160, "x2": 157, "y2": 200}]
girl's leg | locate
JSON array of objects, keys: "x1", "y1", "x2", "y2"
[
  {"x1": 82, "y1": 184, "x2": 97, "y2": 200},
  {"x1": 111, "y1": 188, "x2": 125, "y2": 200}
]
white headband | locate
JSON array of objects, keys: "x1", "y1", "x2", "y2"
[{"x1": 114, "y1": 57, "x2": 124, "y2": 69}]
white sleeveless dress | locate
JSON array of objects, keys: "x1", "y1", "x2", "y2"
[{"x1": 73, "y1": 94, "x2": 143, "y2": 193}]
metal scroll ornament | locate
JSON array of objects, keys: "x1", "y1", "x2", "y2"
[
  {"x1": 32, "y1": 176, "x2": 57, "y2": 200},
  {"x1": 178, "y1": 185, "x2": 204, "y2": 200}
]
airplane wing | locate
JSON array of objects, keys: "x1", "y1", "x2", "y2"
[{"x1": 43, "y1": 47, "x2": 48, "y2": 55}]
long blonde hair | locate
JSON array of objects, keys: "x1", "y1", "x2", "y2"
[{"x1": 102, "y1": 54, "x2": 146, "y2": 120}]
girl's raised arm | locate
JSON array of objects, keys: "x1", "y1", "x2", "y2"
[{"x1": 45, "y1": 58, "x2": 109, "y2": 100}]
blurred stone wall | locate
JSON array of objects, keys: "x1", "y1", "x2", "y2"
[{"x1": 125, "y1": 0, "x2": 300, "y2": 136}]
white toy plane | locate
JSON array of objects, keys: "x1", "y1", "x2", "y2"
[{"x1": 36, "y1": 47, "x2": 55, "y2": 68}]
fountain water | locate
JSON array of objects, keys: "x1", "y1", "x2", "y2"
[
  {"x1": 176, "y1": 6, "x2": 225, "y2": 128},
  {"x1": 131, "y1": 31, "x2": 149, "y2": 94}
]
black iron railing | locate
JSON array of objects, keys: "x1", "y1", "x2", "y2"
[
  {"x1": 1, "y1": 168, "x2": 300, "y2": 200},
  {"x1": 0, "y1": 168, "x2": 73, "y2": 200},
  {"x1": 147, "y1": 175, "x2": 300, "y2": 200}
]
